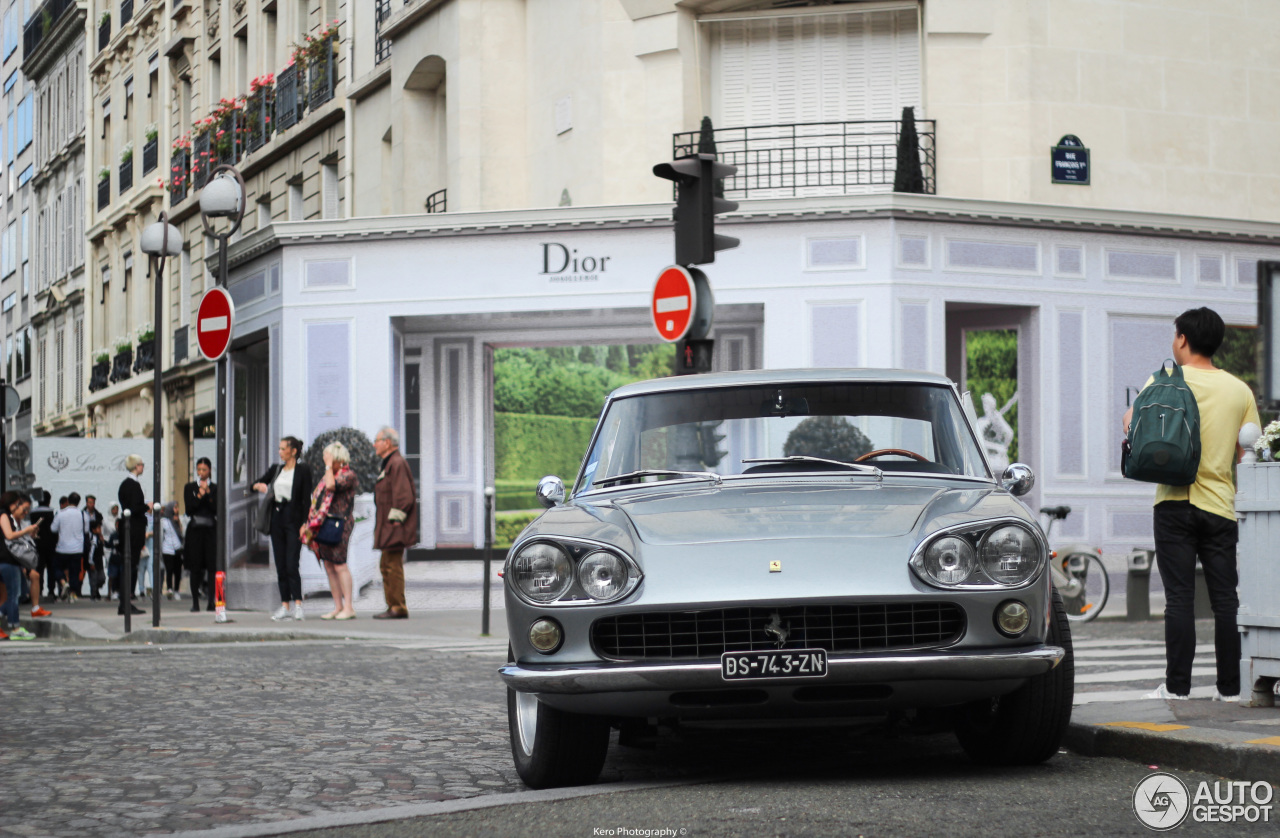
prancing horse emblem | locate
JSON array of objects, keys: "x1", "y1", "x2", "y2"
[{"x1": 763, "y1": 612, "x2": 789, "y2": 649}]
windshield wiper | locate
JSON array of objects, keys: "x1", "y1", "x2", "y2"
[
  {"x1": 742, "y1": 456, "x2": 882, "y2": 479},
  {"x1": 593, "y1": 469, "x2": 723, "y2": 487}
]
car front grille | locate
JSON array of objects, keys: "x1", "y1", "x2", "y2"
[{"x1": 592, "y1": 602, "x2": 965, "y2": 660}]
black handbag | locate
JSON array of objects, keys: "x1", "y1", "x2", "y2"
[
  {"x1": 314, "y1": 516, "x2": 344, "y2": 546},
  {"x1": 256, "y1": 480, "x2": 275, "y2": 536}
]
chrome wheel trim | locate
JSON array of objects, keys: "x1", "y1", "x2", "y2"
[{"x1": 515, "y1": 691, "x2": 539, "y2": 755}]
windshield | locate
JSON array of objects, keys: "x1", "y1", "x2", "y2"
[{"x1": 577, "y1": 381, "x2": 990, "y2": 492}]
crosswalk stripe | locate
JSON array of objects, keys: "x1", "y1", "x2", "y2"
[{"x1": 1076, "y1": 666, "x2": 1215, "y2": 685}]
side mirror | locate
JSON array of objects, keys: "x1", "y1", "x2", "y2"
[
  {"x1": 535, "y1": 475, "x2": 565, "y2": 509},
  {"x1": 1000, "y1": 463, "x2": 1035, "y2": 497}
]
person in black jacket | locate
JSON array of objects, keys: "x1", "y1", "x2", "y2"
[
  {"x1": 116, "y1": 455, "x2": 148, "y2": 616},
  {"x1": 252, "y1": 437, "x2": 313, "y2": 621},
  {"x1": 183, "y1": 457, "x2": 218, "y2": 612}
]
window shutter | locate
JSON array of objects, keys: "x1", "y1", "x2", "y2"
[
  {"x1": 322, "y1": 163, "x2": 339, "y2": 220},
  {"x1": 74, "y1": 319, "x2": 84, "y2": 407},
  {"x1": 55, "y1": 328, "x2": 64, "y2": 415},
  {"x1": 37, "y1": 336, "x2": 45, "y2": 421}
]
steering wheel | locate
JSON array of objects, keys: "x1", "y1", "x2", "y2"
[{"x1": 855, "y1": 448, "x2": 931, "y2": 463}]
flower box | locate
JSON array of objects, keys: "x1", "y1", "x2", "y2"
[
  {"x1": 132, "y1": 338, "x2": 155, "y2": 374},
  {"x1": 109, "y1": 348, "x2": 133, "y2": 383},
  {"x1": 88, "y1": 360, "x2": 110, "y2": 393}
]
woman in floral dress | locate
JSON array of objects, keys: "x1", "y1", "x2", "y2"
[{"x1": 302, "y1": 441, "x2": 359, "y2": 620}]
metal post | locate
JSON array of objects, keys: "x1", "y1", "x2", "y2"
[
  {"x1": 152, "y1": 502, "x2": 162, "y2": 627},
  {"x1": 122, "y1": 509, "x2": 132, "y2": 633},
  {"x1": 153, "y1": 246, "x2": 165, "y2": 628},
  {"x1": 215, "y1": 233, "x2": 229, "y2": 585},
  {"x1": 482, "y1": 486, "x2": 494, "y2": 636}
]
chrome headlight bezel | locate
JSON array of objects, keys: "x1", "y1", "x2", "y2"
[
  {"x1": 909, "y1": 518, "x2": 1046, "y2": 590},
  {"x1": 506, "y1": 536, "x2": 643, "y2": 606}
]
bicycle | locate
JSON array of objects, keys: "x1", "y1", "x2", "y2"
[{"x1": 1039, "y1": 505, "x2": 1110, "y2": 622}]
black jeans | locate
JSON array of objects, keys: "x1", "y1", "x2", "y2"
[
  {"x1": 270, "y1": 506, "x2": 302, "y2": 603},
  {"x1": 185, "y1": 525, "x2": 216, "y2": 606},
  {"x1": 1153, "y1": 500, "x2": 1240, "y2": 696}
]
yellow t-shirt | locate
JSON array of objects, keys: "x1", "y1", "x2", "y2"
[{"x1": 1145, "y1": 366, "x2": 1261, "y2": 520}]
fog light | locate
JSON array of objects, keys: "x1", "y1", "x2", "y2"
[
  {"x1": 995, "y1": 600, "x2": 1030, "y2": 637},
  {"x1": 528, "y1": 618, "x2": 563, "y2": 654}
]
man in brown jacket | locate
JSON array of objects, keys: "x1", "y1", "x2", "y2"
[{"x1": 372, "y1": 426, "x2": 419, "y2": 619}]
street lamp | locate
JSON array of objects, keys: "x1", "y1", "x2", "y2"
[
  {"x1": 139, "y1": 211, "x2": 182, "y2": 629},
  {"x1": 199, "y1": 166, "x2": 246, "y2": 590}
]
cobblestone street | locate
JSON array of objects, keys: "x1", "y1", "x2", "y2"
[{"x1": 1, "y1": 642, "x2": 527, "y2": 837}]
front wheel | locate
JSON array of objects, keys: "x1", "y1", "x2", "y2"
[
  {"x1": 1059, "y1": 552, "x2": 1110, "y2": 623},
  {"x1": 507, "y1": 686, "x2": 610, "y2": 789},
  {"x1": 953, "y1": 590, "x2": 1075, "y2": 765}
]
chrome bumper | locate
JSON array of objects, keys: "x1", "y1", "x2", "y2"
[{"x1": 499, "y1": 646, "x2": 1065, "y2": 695}]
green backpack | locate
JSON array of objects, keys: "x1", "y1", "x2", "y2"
[{"x1": 1124, "y1": 361, "x2": 1201, "y2": 486}]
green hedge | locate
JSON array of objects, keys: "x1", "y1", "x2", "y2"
[
  {"x1": 496, "y1": 511, "x2": 541, "y2": 548},
  {"x1": 494, "y1": 412, "x2": 596, "y2": 482},
  {"x1": 495, "y1": 478, "x2": 540, "y2": 512}
]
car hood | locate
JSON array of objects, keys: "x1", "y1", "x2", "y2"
[{"x1": 520, "y1": 480, "x2": 1035, "y2": 604}]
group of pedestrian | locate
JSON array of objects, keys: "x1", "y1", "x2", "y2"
[{"x1": 251, "y1": 425, "x2": 417, "y2": 621}]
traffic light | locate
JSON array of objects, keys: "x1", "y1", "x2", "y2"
[
  {"x1": 675, "y1": 338, "x2": 714, "y2": 375},
  {"x1": 653, "y1": 153, "x2": 738, "y2": 266}
]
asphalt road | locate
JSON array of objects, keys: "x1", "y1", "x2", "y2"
[{"x1": 2, "y1": 639, "x2": 1273, "y2": 838}]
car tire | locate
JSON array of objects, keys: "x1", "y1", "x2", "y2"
[
  {"x1": 953, "y1": 590, "x2": 1075, "y2": 765},
  {"x1": 506, "y1": 651, "x2": 610, "y2": 789}
]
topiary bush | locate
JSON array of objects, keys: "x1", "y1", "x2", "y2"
[
  {"x1": 304, "y1": 427, "x2": 380, "y2": 494},
  {"x1": 783, "y1": 416, "x2": 873, "y2": 462}
]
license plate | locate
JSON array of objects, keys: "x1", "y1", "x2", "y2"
[{"x1": 721, "y1": 649, "x2": 828, "y2": 681}]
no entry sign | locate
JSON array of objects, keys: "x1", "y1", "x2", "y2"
[
  {"x1": 196, "y1": 287, "x2": 236, "y2": 361},
  {"x1": 653, "y1": 266, "x2": 694, "y2": 341}
]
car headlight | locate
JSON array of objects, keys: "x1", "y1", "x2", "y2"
[
  {"x1": 511, "y1": 542, "x2": 573, "y2": 603},
  {"x1": 578, "y1": 551, "x2": 628, "y2": 601},
  {"x1": 911, "y1": 520, "x2": 1045, "y2": 589},
  {"x1": 920, "y1": 536, "x2": 976, "y2": 585},
  {"x1": 980, "y1": 526, "x2": 1039, "y2": 585},
  {"x1": 506, "y1": 538, "x2": 643, "y2": 606}
]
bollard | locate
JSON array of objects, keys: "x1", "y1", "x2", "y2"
[
  {"x1": 1193, "y1": 561, "x2": 1212, "y2": 619},
  {"x1": 1126, "y1": 548, "x2": 1153, "y2": 621},
  {"x1": 214, "y1": 570, "x2": 227, "y2": 623},
  {"x1": 481, "y1": 487, "x2": 494, "y2": 637}
]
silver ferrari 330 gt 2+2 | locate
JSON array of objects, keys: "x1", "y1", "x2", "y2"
[{"x1": 500, "y1": 369, "x2": 1074, "y2": 788}]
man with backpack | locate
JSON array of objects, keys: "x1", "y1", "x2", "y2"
[{"x1": 1122, "y1": 307, "x2": 1260, "y2": 701}]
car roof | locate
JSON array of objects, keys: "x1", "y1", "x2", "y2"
[{"x1": 608, "y1": 368, "x2": 958, "y2": 399}]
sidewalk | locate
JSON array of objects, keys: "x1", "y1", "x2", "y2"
[{"x1": 1067, "y1": 616, "x2": 1280, "y2": 783}]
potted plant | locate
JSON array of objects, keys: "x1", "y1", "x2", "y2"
[
  {"x1": 110, "y1": 339, "x2": 133, "y2": 383},
  {"x1": 98, "y1": 11, "x2": 110, "y2": 28},
  {"x1": 119, "y1": 141, "x2": 133, "y2": 166},
  {"x1": 98, "y1": 166, "x2": 110, "y2": 182},
  {"x1": 133, "y1": 324, "x2": 156, "y2": 373},
  {"x1": 89, "y1": 350, "x2": 111, "y2": 392},
  {"x1": 1256, "y1": 420, "x2": 1280, "y2": 462}
]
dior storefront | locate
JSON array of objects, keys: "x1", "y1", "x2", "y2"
[{"x1": 215, "y1": 193, "x2": 1277, "y2": 585}]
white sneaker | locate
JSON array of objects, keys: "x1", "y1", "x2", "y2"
[
  {"x1": 1143, "y1": 683, "x2": 1190, "y2": 700},
  {"x1": 292, "y1": 603, "x2": 305, "y2": 622},
  {"x1": 270, "y1": 605, "x2": 291, "y2": 622},
  {"x1": 1213, "y1": 690, "x2": 1240, "y2": 702}
]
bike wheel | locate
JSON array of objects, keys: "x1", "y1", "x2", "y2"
[{"x1": 1060, "y1": 553, "x2": 1109, "y2": 623}]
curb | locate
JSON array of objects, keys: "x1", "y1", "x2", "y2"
[{"x1": 1066, "y1": 720, "x2": 1280, "y2": 784}]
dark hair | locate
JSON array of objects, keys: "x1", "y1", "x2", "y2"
[
  {"x1": 1175, "y1": 307, "x2": 1225, "y2": 358},
  {"x1": 282, "y1": 436, "x2": 304, "y2": 456},
  {"x1": 58, "y1": 496, "x2": 67, "y2": 505},
  {"x1": 68, "y1": 492, "x2": 81, "y2": 506},
  {"x1": 196, "y1": 457, "x2": 212, "y2": 468},
  {"x1": 86, "y1": 494, "x2": 96, "y2": 501},
  {"x1": 41, "y1": 490, "x2": 50, "y2": 504},
  {"x1": 0, "y1": 491, "x2": 20, "y2": 513}
]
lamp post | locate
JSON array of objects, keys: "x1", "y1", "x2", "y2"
[
  {"x1": 198, "y1": 166, "x2": 245, "y2": 589},
  {"x1": 140, "y1": 212, "x2": 182, "y2": 628}
]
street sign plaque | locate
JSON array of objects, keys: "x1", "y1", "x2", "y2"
[{"x1": 196, "y1": 287, "x2": 236, "y2": 361}]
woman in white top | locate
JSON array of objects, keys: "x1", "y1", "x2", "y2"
[{"x1": 253, "y1": 436, "x2": 314, "y2": 621}]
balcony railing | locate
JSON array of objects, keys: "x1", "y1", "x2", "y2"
[
  {"x1": 375, "y1": 0, "x2": 393, "y2": 64},
  {"x1": 118, "y1": 157, "x2": 133, "y2": 193},
  {"x1": 245, "y1": 87, "x2": 274, "y2": 152},
  {"x1": 169, "y1": 149, "x2": 189, "y2": 203},
  {"x1": 275, "y1": 64, "x2": 300, "y2": 131},
  {"x1": 671, "y1": 119, "x2": 937, "y2": 200},
  {"x1": 98, "y1": 18, "x2": 110, "y2": 51},
  {"x1": 425, "y1": 188, "x2": 446, "y2": 213},
  {"x1": 23, "y1": 0, "x2": 77, "y2": 60},
  {"x1": 192, "y1": 130, "x2": 210, "y2": 189},
  {"x1": 88, "y1": 360, "x2": 110, "y2": 393},
  {"x1": 109, "y1": 348, "x2": 133, "y2": 383},
  {"x1": 308, "y1": 36, "x2": 337, "y2": 110},
  {"x1": 216, "y1": 110, "x2": 242, "y2": 165},
  {"x1": 121, "y1": 0, "x2": 133, "y2": 26},
  {"x1": 133, "y1": 338, "x2": 155, "y2": 374},
  {"x1": 97, "y1": 176, "x2": 109, "y2": 211},
  {"x1": 142, "y1": 137, "x2": 158, "y2": 174}
]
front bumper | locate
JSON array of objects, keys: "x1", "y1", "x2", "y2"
[{"x1": 499, "y1": 645, "x2": 1064, "y2": 695}]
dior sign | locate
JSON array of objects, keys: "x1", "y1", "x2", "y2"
[{"x1": 541, "y1": 243, "x2": 611, "y2": 283}]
